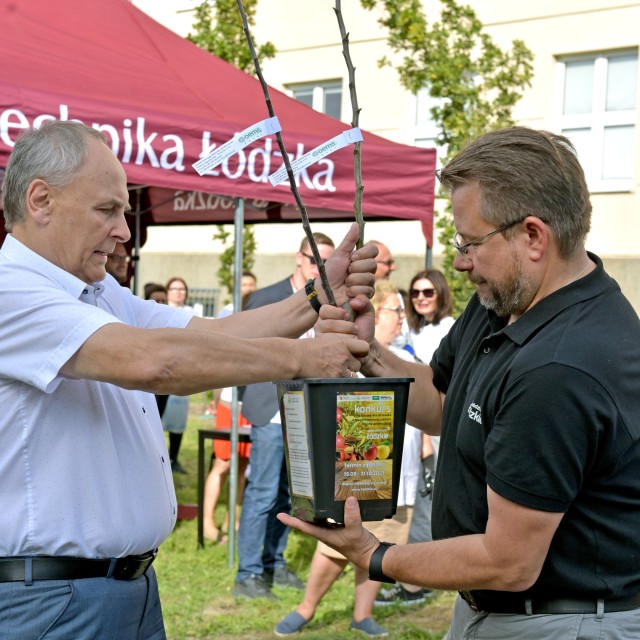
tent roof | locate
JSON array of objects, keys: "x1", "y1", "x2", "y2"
[{"x1": 0, "y1": 0, "x2": 436, "y2": 243}]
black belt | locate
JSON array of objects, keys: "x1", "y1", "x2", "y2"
[
  {"x1": 459, "y1": 590, "x2": 640, "y2": 615},
  {"x1": 0, "y1": 549, "x2": 158, "y2": 582}
]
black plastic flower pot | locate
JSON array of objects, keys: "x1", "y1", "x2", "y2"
[{"x1": 275, "y1": 377, "x2": 414, "y2": 526}]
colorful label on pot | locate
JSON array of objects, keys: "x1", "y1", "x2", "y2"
[
  {"x1": 283, "y1": 391, "x2": 314, "y2": 498},
  {"x1": 335, "y1": 391, "x2": 394, "y2": 501}
]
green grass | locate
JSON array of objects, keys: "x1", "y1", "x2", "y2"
[{"x1": 156, "y1": 401, "x2": 453, "y2": 639}]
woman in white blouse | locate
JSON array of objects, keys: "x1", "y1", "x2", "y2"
[{"x1": 406, "y1": 269, "x2": 454, "y2": 363}]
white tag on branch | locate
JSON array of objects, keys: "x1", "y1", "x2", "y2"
[
  {"x1": 192, "y1": 116, "x2": 282, "y2": 175},
  {"x1": 268, "y1": 128, "x2": 363, "y2": 187}
]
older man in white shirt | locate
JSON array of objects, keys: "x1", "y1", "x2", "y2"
[{"x1": 0, "y1": 120, "x2": 376, "y2": 640}]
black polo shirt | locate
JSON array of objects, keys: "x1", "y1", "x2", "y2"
[{"x1": 430, "y1": 253, "x2": 640, "y2": 599}]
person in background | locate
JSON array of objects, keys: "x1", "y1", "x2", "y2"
[
  {"x1": 202, "y1": 386, "x2": 252, "y2": 543},
  {"x1": 163, "y1": 276, "x2": 194, "y2": 473},
  {"x1": 370, "y1": 241, "x2": 396, "y2": 281},
  {"x1": 217, "y1": 270, "x2": 257, "y2": 318},
  {"x1": 375, "y1": 269, "x2": 455, "y2": 607},
  {"x1": 234, "y1": 233, "x2": 335, "y2": 600},
  {"x1": 370, "y1": 240, "x2": 411, "y2": 352},
  {"x1": 275, "y1": 280, "x2": 422, "y2": 638},
  {"x1": 144, "y1": 282, "x2": 168, "y2": 305},
  {"x1": 280, "y1": 126, "x2": 640, "y2": 640},
  {"x1": 166, "y1": 276, "x2": 193, "y2": 311},
  {"x1": 203, "y1": 277, "x2": 258, "y2": 543},
  {"x1": 0, "y1": 120, "x2": 376, "y2": 640},
  {"x1": 105, "y1": 241, "x2": 130, "y2": 285},
  {"x1": 406, "y1": 270, "x2": 455, "y2": 363}
]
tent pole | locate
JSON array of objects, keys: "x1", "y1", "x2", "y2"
[
  {"x1": 227, "y1": 197, "x2": 245, "y2": 567},
  {"x1": 132, "y1": 188, "x2": 142, "y2": 296}
]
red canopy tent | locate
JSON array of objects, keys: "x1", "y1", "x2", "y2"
[
  {"x1": 0, "y1": 0, "x2": 436, "y2": 245},
  {"x1": 0, "y1": 0, "x2": 437, "y2": 557}
]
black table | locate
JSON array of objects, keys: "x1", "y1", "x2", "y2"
[{"x1": 197, "y1": 427, "x2": 252, "y2": 547}]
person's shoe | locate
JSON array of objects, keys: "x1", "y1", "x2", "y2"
[
  {"x1": 265, "y1": 566, "x2": 305, "y2": 590},
  {"x1": 274, "y1": 611, "x2": 311, "y2": 636},
  {"x1": 171, "y1": 460, "x2": 188, "y2": 474},
  {"x1": 233, "y1": 574, "x2": 279, "y2": 600},
  {"x1": 374, "y1": 584, "x2": 433, "y2": 607},
  {"x1": 350, "y1": 617, "x2": 388, "y2": 637}
]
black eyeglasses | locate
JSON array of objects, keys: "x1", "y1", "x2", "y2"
[
  {"x1": 451, "y1": 219, "x2": 524, "y2": 258},
  {"x1": 301, "y1": 251, "x2": 318, "y2": 266},
  {"x1": 410, "y1": 288, "x2": 436, "y2": 299},
  {"x1": 376, "y1": 259, "x2": 395, "y2": 267}
]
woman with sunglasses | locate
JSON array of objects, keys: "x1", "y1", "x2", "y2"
[{"x1": 406, "y1": 269, "x2": 454, "y2": 363}]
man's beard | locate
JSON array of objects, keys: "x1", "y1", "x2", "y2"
[{"x1": 476, "y1": 252, "x2": 535, "y2": 318}]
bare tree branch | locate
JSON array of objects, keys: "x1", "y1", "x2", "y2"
[
  {"x1": 235, "y1": 0, "x2": 336, "y2": 306},
  {"x1": 333, "y1": 0, "x2": 365, "y2": 249}
]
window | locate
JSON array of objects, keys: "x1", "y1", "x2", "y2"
[
  {"x1": 556, "y1": 51, "x2": 637, "y2": 192},
  {"x1": 289, "y1": 81, "x2": 343, "y2": 120},
  {"x1": 412, "y1": 87, "x2": 447, "y2": 166}
]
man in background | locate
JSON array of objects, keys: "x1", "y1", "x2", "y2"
[
  {"x1": 217, "y1": 270, "x2": 258, "y2": 319},
  {"x1": 106, "y1": 241, "x2": 130, "y2": 285},
  {"x1": 371, "y1": 240, "x2": 396, "y2": 280},
  {"x1": 234, "y1": 233, "x2": 335, "y2": 600}
]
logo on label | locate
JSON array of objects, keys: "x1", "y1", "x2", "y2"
[{"x1": 467, "y1": 403, "x2": 482, "y2": 424}]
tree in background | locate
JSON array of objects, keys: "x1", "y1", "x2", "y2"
[
  {"x1": 188, "y1": 0, "x2": 276, "y2": 298},
  {"x1": 361, "y1": 0, "x2": 533, "y2": 315},
  {"x1": 213, "y1": 225, "x2": 257, "y2": 304},
  {"x1": 188, "y1": 0, "x2": 275, "y2": 73}
]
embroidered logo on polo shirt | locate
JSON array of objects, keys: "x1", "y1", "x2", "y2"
[{"x1": 467, "y1": 403, "x2": 482, "y2": 424}]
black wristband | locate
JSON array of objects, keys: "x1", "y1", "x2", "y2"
[
  {"x1": 304, "y1": 278, "x2": 322, "y2": 313},
  {"x1": 368, "y1": 542, "x2": 396, "y2": 584}
]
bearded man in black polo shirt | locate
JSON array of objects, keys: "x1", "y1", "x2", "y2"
[{"x1": 279, "y1": 126, "x2": 640, "y2": 640}]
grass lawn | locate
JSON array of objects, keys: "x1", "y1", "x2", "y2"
[{"x1": 156, "y1": 399, "x2": 453, "y2": 639}]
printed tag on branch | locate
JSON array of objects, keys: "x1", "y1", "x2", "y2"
[
  {"x1": 268, "y1": 128, "x2": 363, "y2": 187},
  {"x1": 192, "y1": 116, "x2": 281, "y2": 175}
]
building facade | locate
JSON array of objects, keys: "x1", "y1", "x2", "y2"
[{"x1": 133, "y1": 0, "x2": 640, "y2": 310}]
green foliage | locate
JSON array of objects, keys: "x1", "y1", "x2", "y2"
[
  {"x1": 187, "y1": 0, "x2": 276, "y2": 73},
  {"x1": 213, "y1": 224, "x2": 257, "y2": 301},
  {"x1": 361, "y1": 0, "x2": 533, "y2": 316}
]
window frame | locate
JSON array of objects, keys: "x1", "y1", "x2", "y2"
[
  {"x1": 410, "y1": 87, "x2": 447, "y2": 166},
  {"x1": 554, "y1": 49, "x2": 638, "y2": 193},
  {"x1": 287, "y1": 80, "x2": 343, "y2": 121}
]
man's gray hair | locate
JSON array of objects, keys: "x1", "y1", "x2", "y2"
[{"x1": 2, "y1": 121, "x2": 107, "y2": 230}]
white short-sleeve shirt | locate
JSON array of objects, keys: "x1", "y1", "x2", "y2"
[{"x1": 0, "y1": 235, "x2": 193, "y2": 558}]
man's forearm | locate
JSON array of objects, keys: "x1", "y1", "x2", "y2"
[
  {"x1": 374, "y1": 534, "x2": 516, "y2": 592},
  {"x1": 63, "y1": 325, "x2": 302, "y2": 393},
  {"x1": 191, "y1": 288, "x2": 318, "y2": 340}
]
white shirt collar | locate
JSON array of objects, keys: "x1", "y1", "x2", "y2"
[{"x1": 2, "y1": 234, "x2": 107, "y2": 302}]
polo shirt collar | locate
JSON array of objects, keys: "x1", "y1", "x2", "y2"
[
  {"x1": 494, "y1": 252, "x2": 612, "y2": 346},
  {"x1": 1, "y1": 234, "x2": 107, "y2": 301}
]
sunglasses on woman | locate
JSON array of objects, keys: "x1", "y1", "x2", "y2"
[{"x1": 410, "y1": 288, "x2": 436, "y2": 299}]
